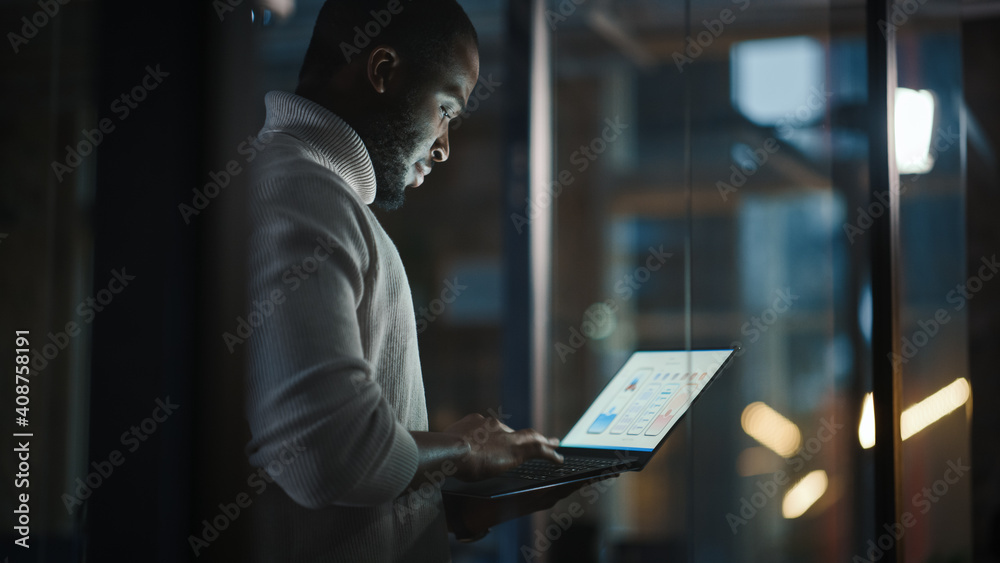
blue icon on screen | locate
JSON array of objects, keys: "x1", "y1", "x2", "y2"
[{"x1": 588, "y1": 410, "x2": 617, "y2": 434}]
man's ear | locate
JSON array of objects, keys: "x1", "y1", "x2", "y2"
[{"x1": 366, "y1": 45, "x2": 400, "y2": 94}]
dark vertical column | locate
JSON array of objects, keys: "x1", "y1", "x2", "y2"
[
  {"x1": 501, "y1": 0, "x2": 534, "y2": 556},
  {"x1": 190, "y1": 3, "x2": 257, "y2": 562},
  {"x1": 87, "y1": 1, "x2": 206, "y2": 560},
  {"x1": 963, "y1": 16, "x2": 1000, "y2": 563},
  {"x1": 866, "y1": 0, "x2": 903, "y2": 561},
  {"x1": 501, "y1": 0, "x2": 533, "y2": 455}
]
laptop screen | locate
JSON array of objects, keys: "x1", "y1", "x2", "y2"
[{"x1": 561, "y1": 349, "x2": 734, "y2": 452}]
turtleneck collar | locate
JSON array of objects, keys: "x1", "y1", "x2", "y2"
[{"x1": 261, "y1": 91, "x2": 378, "y2": 205}]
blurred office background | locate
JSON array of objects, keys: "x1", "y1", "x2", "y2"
[{"x1": 0, "y1": 0, "x2": 998, "y2": 561}]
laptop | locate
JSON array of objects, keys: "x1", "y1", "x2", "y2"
[{"x1": 442, "y1": 348, "x2": 737, "y2": 499}]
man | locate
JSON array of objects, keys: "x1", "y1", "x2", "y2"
[{"x1": 243, "y1": 1, "x2": 564, "y2": 560}]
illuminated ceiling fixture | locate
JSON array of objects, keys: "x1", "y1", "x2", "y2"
[
  {"x1": 901, "y1": 378, "x2": 971, "y2": 441},
  {"x1": 859, "y1": 392, "x2": 876, "y2": 449},
  {"x1": 741, "y1": 402, "x2": 802, "y2": 458},
  {"x1": 895, "y1": 87, "x2": 937, "y2": 174},
  {"x1": 782, "y1": 470, "x2": 828, "y2": 519}
]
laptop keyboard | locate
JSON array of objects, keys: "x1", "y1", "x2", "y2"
[{"x1": 503, "y1": 456, "x2": 623, "y2": 481}]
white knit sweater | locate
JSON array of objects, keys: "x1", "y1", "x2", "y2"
[{"x1": 244, "y1": 91, "x2": 449, "y2": 562}]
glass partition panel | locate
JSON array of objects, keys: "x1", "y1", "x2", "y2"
[
  {"x1": 686, "y1": 2, "x2": 863, "y2": 559},
  {"x1": 894, "y1": 0, "x2": 972, "y2": 560},
  {"x1": 248, "y1": 1, "x2": 972, "y2": 560},
  {"x1": 545, "y1": 0, "x2": 963, "y2": 561}
]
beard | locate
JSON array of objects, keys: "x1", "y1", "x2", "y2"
[{"x1": 353, "y1": 90, "x2": 425, "y2": 211}]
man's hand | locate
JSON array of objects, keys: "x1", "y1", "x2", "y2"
[
  {"x1": 444, "y1": 474, "x2": 619, "y2": 541},
  {"x1": 443, "y1": 414, "x2": 563, "y2": 482}
]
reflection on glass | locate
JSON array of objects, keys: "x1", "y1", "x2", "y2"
[
  {"x1": 895, "y1": 87, "x2": 937, "y2": 174},
  {"x1": 741, "y1": 401, "x2": 802, "y2": 458},
  {"x1": 544, "y1": 0, "x2": 970, "y2": 559},
  {"x1": 782, "y1": 469, "x2": 829, "y2": 519},
  {"x1": 900, "y1": 377, "x2": 971, "y2": 440},
  {"x1": 859, "y1": 392, "x2": 876, "y2": 449}
]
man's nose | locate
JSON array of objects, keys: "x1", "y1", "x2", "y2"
[{"x1": 431, "y1": 128, "x2": 450, "y2": 162}]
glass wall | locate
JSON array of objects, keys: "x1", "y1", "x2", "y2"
[
  {"x1": 0, "y1": 0, "x2": 983, "y2": 561},
  {"x1": 894, "y1": 0, "x2": 972, "y2": 559},
  {"x1": 542, "y1": 0, "x2": 971, "y2": 561},
  {"x1": 243, "y1": 0, "x2": 975, "y2": 560}
]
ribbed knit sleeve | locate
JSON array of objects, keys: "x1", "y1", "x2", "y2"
[{"x1": 245, "y1": 154, "x2": 419, "y2": 509}]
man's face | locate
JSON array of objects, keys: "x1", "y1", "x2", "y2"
[{"x1": 357, "y1": 37, "x2": 479, "y2": 210}]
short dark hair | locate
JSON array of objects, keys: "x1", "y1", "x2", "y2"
[{"x1": 299, "y1": 0, "x2": 478, "y2": 84}]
